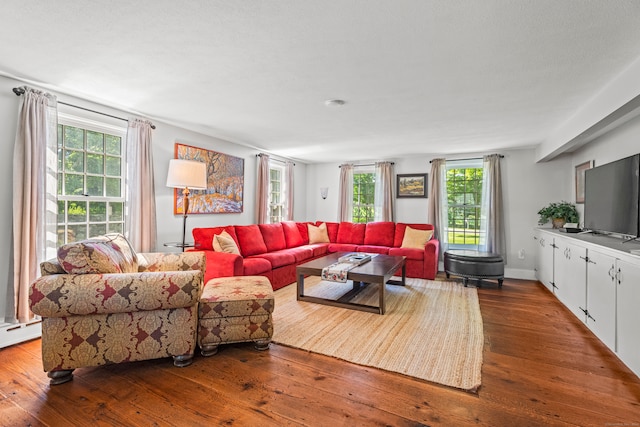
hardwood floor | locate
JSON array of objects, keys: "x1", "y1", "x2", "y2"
[{"x1": 1, "y1": 278, "x2": 639, "y2": 426}]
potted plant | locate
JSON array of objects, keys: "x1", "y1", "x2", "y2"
[{"x1": 537, "y1": 201, "x2": 579, "y2": 228}]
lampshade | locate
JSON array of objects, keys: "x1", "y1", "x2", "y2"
[{"x1": 166, "y1": 159, "x2": 207, "y2": 189}]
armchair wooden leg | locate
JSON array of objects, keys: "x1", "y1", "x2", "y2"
[
  {"x1": 172, "y1": 354, "x2": 194, "y2": 367},
  {"x1": 48, "y1": 369, "x2": 74, "y2": 385}
]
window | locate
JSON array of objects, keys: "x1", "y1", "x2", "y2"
[
  {"x1": 57, "y1": 119, "x2": 126, "y2": 245},
  {"x1": 446, "y1": 160, "x2": 483, "y2": 248},
  {"x1": 353, "y1": 171, "x2": 375, "y2": 223},
  {"x1": 269, "y1": 165, "x2": 285, "y2": 223}
]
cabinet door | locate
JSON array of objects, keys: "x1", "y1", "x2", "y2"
[
  {"x1": 554, "y1": 239, "x2": 587, "y2": 322},
  {"x1": 585, "y1": 248, "x2": 617, "y2": 349},
  {"x1": 616, "y1": 257, "x2": 640, "y2": 377},
  {"x1": 535, "y1": 231, "x2": 554, "y2": 292}
]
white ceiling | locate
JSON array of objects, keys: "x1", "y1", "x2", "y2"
[{"x1": 2, "y1": 0, "x2": 640, "y2": 163}]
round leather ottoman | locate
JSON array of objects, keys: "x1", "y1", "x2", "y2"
[{"x1": 444, "y1": 249, "x2": 504, "y2": 287}]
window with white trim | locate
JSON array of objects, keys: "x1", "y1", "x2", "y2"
[
  {"x1": 353, "y1": 171, "x2": 375, "y2": 223},
  {"x1": 269, "y1": 164, "x2": 285, "y2": 223},
  {"x1": 56, "y1": 116, "x2": 126, "y2": 245},
  {"x1": 446, "y1": 159, "x2": 483, "y2": 249}
]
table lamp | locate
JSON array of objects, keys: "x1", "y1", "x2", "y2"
[{"x1": 166, "y1": 159, "x2": 208, "y2": 250}]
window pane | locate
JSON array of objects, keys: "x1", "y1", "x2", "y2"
[
  {"x1": 57, "y1": 226, "x2": 66, "y2": 247},
  {"x1": 87, "y1": 153, "x2": 104, "y2": 174},
  {"x1": 64, "y1": 126, "x2": 84, "y2": 149},
  {"x1": 68, "y1": 201, "x2": 87, "y2": 223},
  {"x1": 90, "y1": 202, "x2": 107, "y2": 222},
  {"x1": 89, "y1": 224, "x2": 107, "y2": 238},
  {"x1": 68, "y1": 224, "x2": 87, "y2": 242},
  {"x1": 57, "y1": 173, "x2": 63, "y2": 195},
  {"x1": 87, "y1": 176, "x2": 104, "y2": 196},
  {"x1": 106, "y1": 156, "x2": 121, "y2": 176},
  {"x1": 109, "y1": 202, "x2": 123, "y2": 221},
  {"x1": 57, "y1": 200, "x2": 65, "y2": 224},
  {"x1": 65, "y1": 174, "x2": 84, "y2": 195},
  {"x1": 108, "y1": 223, "x2": 123, "y2": 234},
  {"x1": 87, "y1": 131, "x2": 104, "y2": 152},
  {"x1": 57, "y1": 125, "x2": 63, "y2": 147},
  {"x1": 57, "y1": 148, "x2": 63, "y2": 171},
  {"x1": 105, "y1": 135, "x2": 121, "y2": 155},
  {"x1": 106, "y1": 178, "x2": 121, "y2": 197},
  {"x1": 64, "y1": 150, "x2": 84, "y2": 172}
]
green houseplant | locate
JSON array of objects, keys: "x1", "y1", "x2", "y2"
[{"x1": 537, "y1": 201, "x2": 579, "y2": 228}]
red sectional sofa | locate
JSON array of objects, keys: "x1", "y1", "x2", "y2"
[{"x1": 191, "y1": 221, "x2": 439, "y2": 290}]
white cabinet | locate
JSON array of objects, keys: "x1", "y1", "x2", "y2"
[
  {"x1": 554, "y1": 239, "x2": 587, "y2": 322},
  {"x1": 535, "y1": 229, "x2": 640, "y2": 378},
  {"x1": 584, "y1": 248, "x2": 617, "y2": 350},
  {"x1": 534, "y1": 230, "x2": 555, "y2": 292},
  {"x1": 615, "y1": 257, "x2": 640, "y2": 377}
]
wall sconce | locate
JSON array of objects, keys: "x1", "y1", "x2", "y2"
[{"x1": 320, "y1": 187, "x2": 329, "y2": 200}]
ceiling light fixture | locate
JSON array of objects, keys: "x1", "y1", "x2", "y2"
[{"x1": 324, "y1": 99, "x2": 346, "y2": 106}]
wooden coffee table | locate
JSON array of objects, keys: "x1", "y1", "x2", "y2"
[{"x1": 296, "y1": 252, "x2": 406, "y2": 314}]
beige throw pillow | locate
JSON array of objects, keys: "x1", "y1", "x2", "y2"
[
  {"x1": 401, "y1": 226, "x2": 433, "y2": 250},
  {"x1": 308, "y1": 223, "x2": 330, "y2": 244},
  {"x1": 212, "y1": 231, "x2": 240, "y2": 254}
]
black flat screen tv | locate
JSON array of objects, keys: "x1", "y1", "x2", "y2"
[{"x1": 584, "y1": 153, "x2": 640, "y2": 237}]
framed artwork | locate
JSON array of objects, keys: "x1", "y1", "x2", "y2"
[
  {"x1": 174, "y1": 143, "x2": 244, "y2": 214},
  {"x1": 397, "y1": 173, "x2": 428, "y2": 198},
  {"x1": 575, "y1": 160, "x2": 593, "y2": 204}
]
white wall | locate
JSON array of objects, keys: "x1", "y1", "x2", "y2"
[
  {"x1": 569, "y1": 113, "x2": 640, "y2": 222},
  {"x1": 0, "y1": 74, "x2": 307, "y2": 322},
  {"x1": 304, "y1": 148, "x2": 573, "y2": 278}
]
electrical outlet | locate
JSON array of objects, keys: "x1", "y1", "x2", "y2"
[{"x1": 518, "y1": 249, "x2": 525, "y2": 259}]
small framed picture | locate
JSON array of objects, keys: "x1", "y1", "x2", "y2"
[
  {"x1": 397, "y1": 173, "x2": 428, "y2": 198},
  {"x1": 575, "y1": 160, "x2": 593, "y2": 204}
]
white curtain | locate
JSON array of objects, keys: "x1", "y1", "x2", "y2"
[
  {"x1": 428, "y1": 159, "x2": 448, "y2": 257},
  {"x1": 374, "y1": 161, "x2": 395, "y2": 221},
  {"x1": 125, "y1": 119, "x2": 157, "y2": 252},
  {"x1": 256, "y1": 154, "x2": 270, "y2": 224},
  {"x1": 285, "y1": 160, "x2": 294, "y2": 221},
  {"x1": 338, "y1": 164, "x2": 354, "y2": 222},
  {"x1": 11, "y1": 87, "x2": 58, "y2": 323},
  {"x1": 480, "y1": 154, "x2": 506, "y2": 259}
]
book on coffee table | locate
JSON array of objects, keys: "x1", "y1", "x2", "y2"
[{"x1": 338, "y1": 253, "x2": 372, "y2": 265}]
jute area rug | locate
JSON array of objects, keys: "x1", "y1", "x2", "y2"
[{"x1": 272, "y1": 276, "x2": 483, "y2": 392}]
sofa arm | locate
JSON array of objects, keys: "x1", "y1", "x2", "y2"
[
  {"x1": 137, "y1": 251, "x2": 206, "y2": 273},
  {"x1": 29, "y1": 270, "x2": 203, "y2": 318},
  {"x1": 423, "y1": 239, "x2": 440, "y2": 280},
  {"x1": 197, "y1": 250, "x2": 243, "y2": 283}
]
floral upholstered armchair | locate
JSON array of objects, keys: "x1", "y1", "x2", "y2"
[{"x1": 29, "y1": 234, "x2": 205, "y2": 385}]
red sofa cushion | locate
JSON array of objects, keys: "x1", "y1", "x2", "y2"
[
  {"x1": 259, "y1": 223, "x2": 287, "y2": 252},
  {"x1": 364, "y1": 222, "x2": 395, "y2": 246},
  {"x1": 388, "y1": 247, "x2": 425, "y2": 260},
  {"x1": 242, "y1": 257, "x2": 272, "y2": 275},
  {"x1": 235, "y1": 225, "x2": 268, "y2": 257},
  {"x1": 192, "y1": 226, "x2": 238, "y2": 251},
  {"x1": 282, "y1": 221, "x2": 305, "y2": 248},
  {"x1": 393, "y1": 223, "x2": 434, "y2": 247},
  {"x1": 318, "y1": 221, "x2": 340, "y2": 242},
  {"x1": 357, "y1": 245, "x2": 389, "y2": 255},
  {"x1": 328, "y1": 243, "x2": 358, "y2": 253},
  {"x1": 251, "y1": 251, "x2": 296, "y2": 269},
  {"x1": 337, "y1": 222, "x2": 366, "y2": 244},
  {"x1": 296, "y1": 222, "x2": 311, "y2": 244}
]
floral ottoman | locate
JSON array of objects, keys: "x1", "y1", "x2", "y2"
[{"x1": 198, "y1": 276, "x2": 274, "y2": 356}]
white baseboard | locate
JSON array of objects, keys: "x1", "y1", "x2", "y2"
[
  {"x1": 0, "y1": 320, "x2": 42, "y2": 349},
  {"x1": 505, "y1": 268, "x2": 537, "y2": 280}
]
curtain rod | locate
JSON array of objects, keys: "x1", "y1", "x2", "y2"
[
  {"x1": 12, "y1": 87, "x2": 156, "y2": 129},
  {"x1": 429, "y1": 155, "x2": 503, "y2": 163},
  {"x1": 339, "y1": 162, "x2": 395, "y2": 168},
  {"x1": 256, "y1": 153, "x2": 295, "y2": 166}
]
